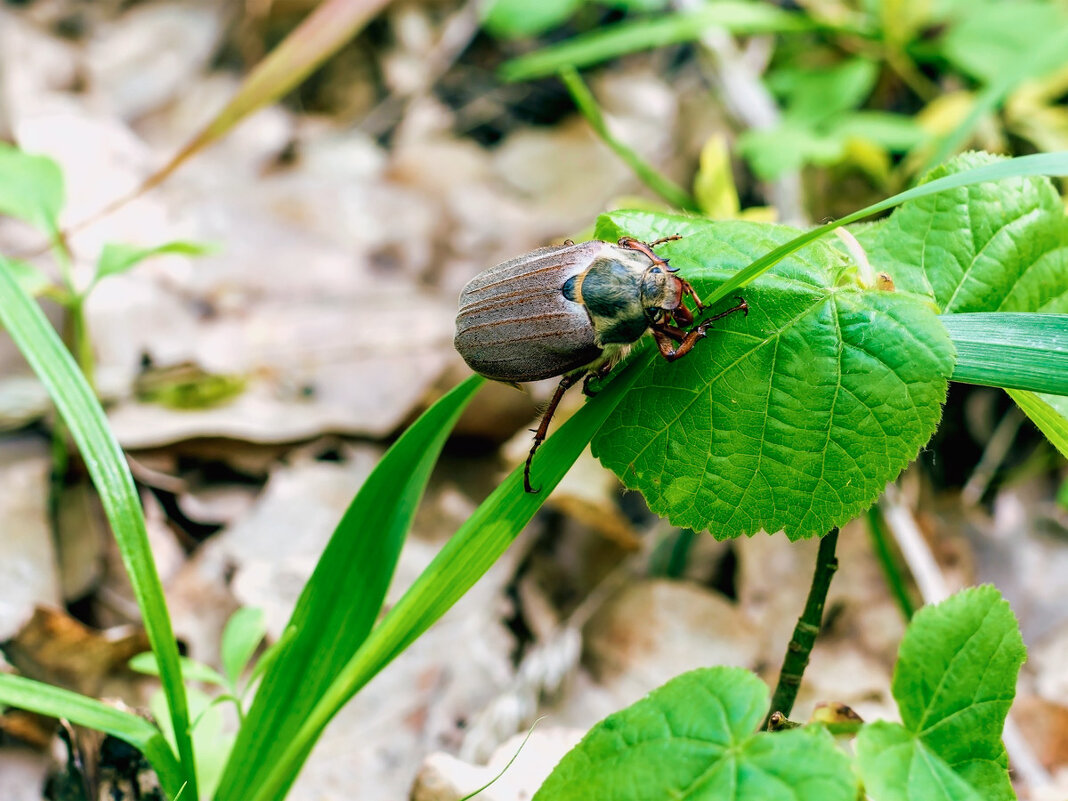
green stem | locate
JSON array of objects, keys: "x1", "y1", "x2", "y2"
[
  {"x1": 866, "y1": 505, "x2": 916, "y2": 620},
  {"x1": 764, "y1": 528, "x2": 839, "y2": 729},
  {"x1": 560, "y1": 67, "x2": 699, "y2": 212}
]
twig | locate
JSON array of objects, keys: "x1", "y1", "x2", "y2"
[{"x1": 763, "y1": 528, "x2": 840, "y2": 729}]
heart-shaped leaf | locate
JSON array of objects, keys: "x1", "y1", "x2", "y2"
[
  {"x1": 856, "y1": 586, "x2": 1026, "y2": 801},
  {"x1": 534, "y1": 667, "x2": 856, "y2": 801},
  {"x1": 592, "y1": 211, "x2": 954, "y2": 539}
]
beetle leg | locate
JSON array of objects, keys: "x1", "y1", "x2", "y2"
[
  {"x1": 702, "y1": 296, "x2": 748, "y2": 323},
  {"x1": 617, "y1": 236, "x2": 679, "y2": 266},
  {"x1": 525, "y1": 372, "x2": 582, "y2": 493},
  {"x1": 582, "y1": 361, "x2": 614, "y2": 397},
  {"x1": 671, "y1": 302, "x2": 694, "y2": 328},
  {"x1": 652, "y1": 297, "x2": 748, "y2": 362}
]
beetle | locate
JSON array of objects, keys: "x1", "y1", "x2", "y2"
[{"x1": 454, "y1": 235, "x2": 747, "y2": 493}]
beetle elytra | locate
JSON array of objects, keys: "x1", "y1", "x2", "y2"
[{"x1": 454, "y1": 235, "x2": 747, "y2": 492}]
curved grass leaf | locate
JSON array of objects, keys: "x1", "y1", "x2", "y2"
[
  {"x1": 0, "y1": 257, "x2": 197, "y2": 796},
  {"x1": 220, "y1": 607, "x2": 267, "y2": 686},
  {"x1": 1007, "y1": 390, "x2": 1068, "y2": 460},
  {"x1": 561, "y1": 67, "x2": 697, "y2": 211},
  {"x1": 856, "y1": 586, "x2": 1025, "y2": 801},
  {"x1": 594, "y1": 213, "x2": 954, "y2": 539},
  {"x1": 940, "y1": 313, "x2": 1068, "y2": 395},
  {"x1": 534, "y1": 667, "x2": 856, "y2": 800},
  {"x1": 245, "y1": 355, "x2": 649, "y2": 801},
  {"x1": 500, "y1": 2, "x2": 812, "y2": 82},
  {"x1": 0, "y1": 673, "x2": 185, "y2": 798},
  {"x1": 699, "y1": 151, "x2": 1068, "y2": 313},
  {"x1": 216, "y1": 374, "x2": 484, "y2": 801}
]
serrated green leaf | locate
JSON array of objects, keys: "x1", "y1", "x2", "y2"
[
  {"x1": 591, "y1": 211, "x2": 954, "y2": 539},
  {"x1": 857, "y1": 722, "x2": 984, "y2": 801},
  {"x1": 93, "y1": 241, "x2": 213, "y2": 289},
  {"x1": 857, "y1": 152, "x2": 1068, "y2": 314},
  {"x1": 221, "y1": 607, "x2": 267, "y2": 685},
  {"x1": 534, "y1": 667, "x2": 857, "y2": 801},
  {"x1": 1008, "y1": 389, "x2": 1068, "y2": 459},
  {"x1": 857, "y1": 586, "x2": 1026, "y2": 801},
  {"x1": 0, "y1": 142, "x2": 64, "y2": 234}
]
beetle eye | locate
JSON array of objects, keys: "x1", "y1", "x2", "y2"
[{"x1": 651, "y1": 267, "x2": 661, "y2": 274}]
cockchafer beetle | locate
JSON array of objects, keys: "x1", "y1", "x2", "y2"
[{"x1": 454, "y1": 235, "x2": 747, "y2": 493}]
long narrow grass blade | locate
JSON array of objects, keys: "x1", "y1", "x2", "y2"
[
  {"x1": 139, "y1": 0, "x2": 393, "y2": 194},
  {"x1": 0, "y1": 258, "x2": 197, "y2": 796},
  {"x1": 1007, "y1": 390, "x2": 1068, "y2": 460},
  {"x1": 940, "y1": 313, "x2": 1068, "y2": 395},
  {"x1": 501, "y1": 2, "x2": 814, "y2": 82},
  {"x1": 245, "y1": 352, "x2": 651, "y2": 801},
  {"x1": 561, "y1": 67, "x2": 697, "y2": 211},
  {"x1": 0, "y1": 674, "x2": 184, "y2": 797},
  {"x1": 700, "y1": 152, "x2": 1068, "y2": 310},
  {"x1": 216, "y1": 375, "x2": 484, "y2": 800}
]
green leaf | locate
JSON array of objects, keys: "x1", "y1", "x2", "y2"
[
  {"x1": 500, "y1": 2, "x2": 810, "y2": 82},
  {"x1": 129, "y1": 652, "x2": 229, "y2": 688},
  {"x1": 0, "y1": 256, "x2": 197, "y2": 796},
  {"x1": 768, "y1": 59, "x2": 877, "y2": 123},
  {"x1": 93, "y1": 241, "x2": 212, "y2": 289},
  {"x1": 940, "y1": 313, "x2": 1068, "y2": 395},
  {"x1": 0, "y1": 142, "x2": 64, "y2": 234},
  {"x1": 592, "y1": 212, "x2": 954, "y2": 539},
  {"x1": 245, "y1": 355, "x2": 648, "y2": 801},
  {"x1": 221, "y1": 607, "x2": 267, "y2": 685},
  {"x1": 216, "y1": 375, "x2": 484, "y2": 801},
  {"x1": 482, "y1": 0, "x2": 584, "y2": 38},
  {"x1": 856, "y1": 586, "x2": 1026, "y2": 801},
  {"x1": 152, "y1": 686, "x2": 235, "y2": 801},
  {"x1": 534, "y1": 667, "x2": 857, "y2": 800},
  {"x1": 738, "y1": 122, "x2": 847, "y2": 180},
  {"x1": 857, "y1": 152, "x2": 1068, "y2": 314},
  {"x1": 1007, "y1": 390, "x2": 1068, "y2": 460},
  {"x1": 0, "y1": 673, "x2": 185, "y2": 798},
  {"x1": 940, "y1": 1, "x2": 1068, "y2": 84}
]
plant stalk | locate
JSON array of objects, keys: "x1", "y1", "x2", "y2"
[{"x1": 763, "y1": 528, "x2": 839, "y2": 729}]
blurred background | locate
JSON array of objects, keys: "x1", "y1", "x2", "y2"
[{"x1": 0, "y1": 0, "x2": 1066, "y2": 798}]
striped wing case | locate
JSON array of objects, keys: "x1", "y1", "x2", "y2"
[{"x1": 454, "y1": 242, "x2": 603, "y2": 382}]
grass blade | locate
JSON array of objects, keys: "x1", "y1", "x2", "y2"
[
  {"x1": 501, "y1": 2, "x2": 813, "y2": 82},
  {"x1": 1007, "y1": 390, "x2": 1068, "y2": 459},
  {"x1": 700, "y1": 152, "x2": 1068, "y2": 310},
  {"x1": 0, "y1": 674, "x2": 185, "y2": 796},
  {"x1": 561, "y1": 67, "x2": 697, "y2": 211},
  {"x1": 246, "y1": 352, "x2": 651, "y2": 801},
  {"x1": 940, "y1": 313, "x2": 1068, "y2": 395},
  {"x1": 216, "y1": 375, "x2": 484, "y2": 801},
  {"x1": 0, "y1": 258, "x2": 197, "y2": 796}
]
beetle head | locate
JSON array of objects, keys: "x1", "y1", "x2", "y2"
[{"x1": 639, "y1": 263, "x2": 686, "y2": 322}]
